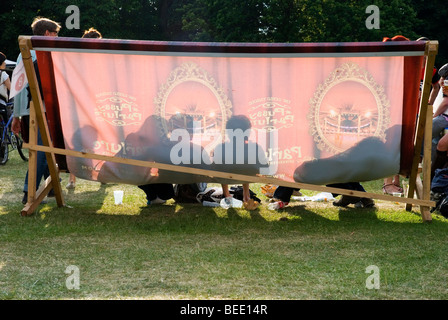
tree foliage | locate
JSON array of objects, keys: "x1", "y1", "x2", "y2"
[{"x1": 0, "y1": 0, "x2": 446, "y2": 66}]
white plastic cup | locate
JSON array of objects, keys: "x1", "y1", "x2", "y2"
[{"x1": 114, "y1": 190, "x2": 124, "y2": 205}]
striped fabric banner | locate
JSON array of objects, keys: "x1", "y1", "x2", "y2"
[{"x1": 34, "y1": 37, "x2": 423, "y2": 185}]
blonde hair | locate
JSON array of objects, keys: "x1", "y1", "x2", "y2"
[{"x1": 82, "y1": 28, "x2": 102, "y2": 39}]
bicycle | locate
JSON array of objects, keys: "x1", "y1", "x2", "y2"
[{"x1": 0, "y1": 102, "x2": 28, "y2": 165}]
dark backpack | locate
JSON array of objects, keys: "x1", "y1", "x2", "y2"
[
  {"x1": 430, "y1": 168, "x2": 448, "y2": 217},
  {"x1": 431, "y1": 168, "x2": 448, "y2": 195},
  {"x1": 173, "y1": 183, "x2": 207, "y2": 203},
  {"x1": 433, "y1": 195, "x2": 448, "y2": 218},
  {"x1": 229, "y1": 186, "x2": 261, "y2": 203}
]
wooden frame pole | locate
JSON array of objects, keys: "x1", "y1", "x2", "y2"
[
  {"x1": 405, "y1": 40, "x2": 438, "y2": 222},
  {"x1": 25, "y1": 102, "x2": 37, "y2": 205}
]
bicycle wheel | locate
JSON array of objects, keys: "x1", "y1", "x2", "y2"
[
  {"x1": 0, "y1": 125, "x2": 8, "y2": 165},
  {"x1": 13, "y1": 133, "x2": 28, "y2": 162}
]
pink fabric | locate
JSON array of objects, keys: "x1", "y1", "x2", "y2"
[{"x1": 34, "y1": 38, "x2": 423, "y2": 184}]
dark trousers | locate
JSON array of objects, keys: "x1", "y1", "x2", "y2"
[
  {"x1": 138, "y1": 183, "x2": 174, "y2": 201},
  {"x1": 23, "y1": 116, "x2": 50, "y2": 193},
  {"x1": 273, "y1": 186, "x2": 300, "y2": 202},
  {"x1": 326, "y1": 182, "x2": 366, "y2": 197}
]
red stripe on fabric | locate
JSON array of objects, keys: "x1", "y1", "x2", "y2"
[
  {"x1": 30, "y1": 37, "x2": 427, "y2": 54},
  {"x1": 400, "y1": 56, "x2": 424, "y2": 176},
  {"x1": 36, "y1": 51, "x2": 67, "y2": 170}
]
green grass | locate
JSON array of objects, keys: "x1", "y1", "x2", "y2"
[{"x1": 1, "y1": 151, "x2": 448, "y2": 300}]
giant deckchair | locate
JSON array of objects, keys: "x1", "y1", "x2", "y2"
[{"x1": 17, "y1": 36, "x2": 437, "y2": 221}]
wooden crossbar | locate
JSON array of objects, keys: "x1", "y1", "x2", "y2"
[{"x1": 22, "y1": 143, "x2": 435, "y2": 210}]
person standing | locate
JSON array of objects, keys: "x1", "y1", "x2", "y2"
[
  {"x1": 0, "y1": 52, "x2": 11, "y2": 109},
  {"x1": 430, "y1": 64, "x2": 448, "y2": 179},
  {"x1": 11, "y1": 17, "x2": 61, "y2": 204},
  {"x1": 0, "y1": 52, "x2": 11, "y2": 164}
]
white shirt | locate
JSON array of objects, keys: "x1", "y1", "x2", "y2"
[{"x1": 0, "y1": 70, "x2": 9, "y2": 106}]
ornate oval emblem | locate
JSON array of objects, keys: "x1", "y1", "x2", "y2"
[
  {"x1": 308, "y1": 62, "x2": 390, "y2": 154},
  {"x1": 154, "y1": 62, "x2": 232, "y2": 151}
]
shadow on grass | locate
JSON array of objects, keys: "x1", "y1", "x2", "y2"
[
  {"x1": 4, "y1": 193, "x2": 448, "y2": 239},
  {"x1": 65, "y1": 182, "x2": 109, "y2": 206}
]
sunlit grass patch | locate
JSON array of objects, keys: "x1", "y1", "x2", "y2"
[{"x1": 2, "y1": 152, "x2": 448, "y2": 299}]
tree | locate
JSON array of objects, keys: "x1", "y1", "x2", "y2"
[
  {"x1": 0, "y1": 0, "x2": 445, "y2": 67},
  {"x1": 0, "y1": 0, "x2": 161, "y2": 61},
  {"x1": 173, "y1": 0, "x2": 267, "y2": 42},
  {"x1": 0, "y1": 0, "x2": 46, "y2": 60},
  {"x1": 413, "y1": 0, "x2": 448, "y2": 67}
]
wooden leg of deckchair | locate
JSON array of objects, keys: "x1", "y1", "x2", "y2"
[
  {"x1": 420, "y1": 97, "x2": 433, "y2": 223},
  {"x1": 415, "y1": 175, "x2": 432, "y2": 222},
  {"x1": 21, "y1": 176, "x2": 54, "y2": 216},
  {"x1": 26, "y1": 105, "x2": 38, "y2": 206},
  {"x1": 420, "y1": 207, "x2": 432, "y2": 222},
  {"x1": 20, "y1": 104, "x2": 39, "y2": 216}
]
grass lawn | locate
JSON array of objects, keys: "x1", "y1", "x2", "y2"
[{"x1": 1, "y1": 151, "x2": 448, "y2": 300}]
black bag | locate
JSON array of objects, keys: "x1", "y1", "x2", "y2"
[
  {"x1": 196, "y1": 188, "x2": 223, "y2": 203},
  {"x1": 431, "y1": 168, "x2": 448, "y2": 195},
  {"x1": 229, "y1": 186, "x2": 261, "y2": 202},
  {"x1": 430, "y1": 168, "x2": 448, "y2": 217},
  {"x1": 173, "y1": 183, "x2": 207, "y2": 203},
  {"x1": 433, "y1": 195, "x2": 448, "y2": 218}
]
